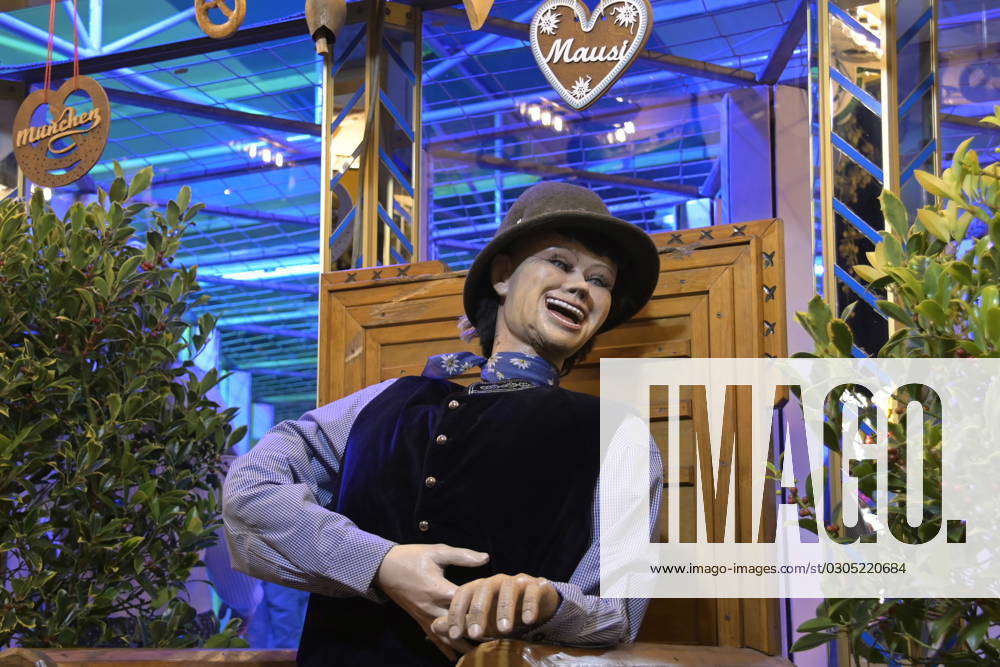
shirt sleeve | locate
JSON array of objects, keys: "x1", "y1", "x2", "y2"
[
  {"x1": 222, "y1": 378, "x2": 399, "y2": 600},
  {"x1": 526, "y1": 421, "x2": 663, "y2": 646}
]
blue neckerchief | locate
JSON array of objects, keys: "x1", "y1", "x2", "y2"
[{"x1": 422, "y1": 351, "x2": 559, "y2": 387}]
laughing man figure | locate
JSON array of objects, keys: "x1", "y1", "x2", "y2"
[{"x1": 223, "y1": 182, "x2": 664, "y2": 666}]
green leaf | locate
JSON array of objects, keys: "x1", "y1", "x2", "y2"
[
  {"x1": 828, "y1": 319, "x2": 853, "y2": 356},
  {"x1": 807, "y1": 296, "x2": 832, "y2": 345},
  {"x1": 915, "y1": 169, "x2": 962, "y2": 202},
  {"x1": 176, "y1": 186, "x2": 191, "y2": 212},
  {"x1": 985, "y1": 306, "x2": 1000, "y2": 345},
  {"x1": 797, "y1": 616, "x2": 839, "y2": 632},
  {"x1": 945, "y1": 261, "x2": 974, "y2": 285},
  {"x1": 962, "y1": 614, "x2": 990, "y2": 651},
  {"x1": 791, "y1": 632, "x2": 837, "y2": 652},
  {"x1": 882, "y1": 234, "x2": 904, "y2": 266},
  {"x1": 880, "y1": 190, "x2": 910, "y2": 239},
  {"x1": 109, "y1": 177, "x2": 128, "y2": 204},
  {"x1": 917, "y1": 208, "x2": 950, "y2": 242},
  {"x1": 128, "y1": 166, "x2": 153, "y2": 199},
  {"x1": 852, "y1": 264, "x2": 886, "y2": 283},
  {"x1": 916, "y1": 299, "x2": 947, "y2": 327},
  {"x1": 876, "y1": 300, "x2": 916, "y2": 328}
]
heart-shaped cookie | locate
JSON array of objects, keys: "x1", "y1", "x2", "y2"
[
  {"x1": 529, "y1": 0, "x2": 652, "y2": 111},
  {"x1": 12, "y1": 76, "x2": 110, "y2": 188}
]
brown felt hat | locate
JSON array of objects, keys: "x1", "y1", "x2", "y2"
[{"x1": 463, "y1": 182, "x2": 660, "y2": 334}]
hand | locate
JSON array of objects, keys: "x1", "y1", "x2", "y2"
[
  {"x1": 375, "y1": 543, "x2": 489, "y2": 659},
  {"x1": 430, "y1": 573, "x2": 560, "y2": 643}
]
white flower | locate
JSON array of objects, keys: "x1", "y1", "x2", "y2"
[
  {"x1": 570, "y1": 75, "x2": 592, "y2": 99},
  {"x1": 510, "y1": 358, "x2": 531, "y2": 369},
  {"x1": 440, "y1": 354, "x2": 462, "y2": 373},
  {"x1": 613, "y1": 4, "x2": 639, "y2": 33},
  {"x1": 538, "y1": 9, "x2": 560, "y2": 35}
]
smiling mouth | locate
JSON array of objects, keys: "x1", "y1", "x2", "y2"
[{"x1": 545, "y1": 296, "x2": 586, "y2": 330}]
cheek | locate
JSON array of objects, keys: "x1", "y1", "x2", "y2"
[{"x1": 592, "y1": 291, "x2": 613, "y2": 323}]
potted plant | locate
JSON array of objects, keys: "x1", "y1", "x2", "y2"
[
  {"x1": 790, "y1": 108, "x2": 1000, "y2": 663},
  {"x1": 0, "y1": 167, "x2": 246, "y2": 648}
]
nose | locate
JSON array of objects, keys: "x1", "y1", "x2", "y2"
[{"x1": 564, "y1": 269, "x2": 591, "y2": 301}]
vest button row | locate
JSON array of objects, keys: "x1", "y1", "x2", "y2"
[
  {"x1": 435, "y1": 434, "x2": 448, "y2": 445},
  {"x1": 424, "y1": 476, "x2": 437, "y2": 488},
  {"x1": 447, "y1": 399, "x2": 460, "y2": 410},
  {"x1": 418, "y1": 520, "x2": 430, "y2": 532}
]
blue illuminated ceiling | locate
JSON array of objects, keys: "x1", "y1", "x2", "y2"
[{"x1": 0, "y1": 0, "x2": 995, "y2": 420}]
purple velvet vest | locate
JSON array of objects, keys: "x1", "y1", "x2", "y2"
[{"x1": 297, "y1": 376, "x2": 600, "y2": 666}]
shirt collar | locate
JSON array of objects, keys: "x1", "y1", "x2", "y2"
[{"x1": 421, "y1": 350, "x2": 560, "y2": 387}]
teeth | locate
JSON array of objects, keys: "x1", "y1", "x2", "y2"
[{"x1": 546, "y1": 297, "x2": 585, "y2": 323}]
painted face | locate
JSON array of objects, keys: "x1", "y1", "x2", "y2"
[{"x1": 490, "y1": 231, "x2": 617, "y2": 368}]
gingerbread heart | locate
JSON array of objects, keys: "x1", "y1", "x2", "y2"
[
  {"x1": 529, "y1": 0, "x2": 652, "y2": 111},
  {"x1": 12, "y1": 76, "x2": 110, "y2": 188}
]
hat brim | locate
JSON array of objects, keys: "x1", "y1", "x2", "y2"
[{"x1": 463, "y1": 210, "x2": 660, "y2": 334}]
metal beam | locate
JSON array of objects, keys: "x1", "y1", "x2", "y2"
[
  {"x1": 218, "y1": 324, "x2": 319, "y2": 341},
  {"x1": 150, "y1": 154, "x2": 321, "y2": 187},
  {"x1": 426, "y1": 7, "x2": 758, "y2": 86},
  {"x1": 759, "y1": 0, "x2": 806, "y2": 84},
  {"x1": 0, "y1": 11, "x2": 92, "y2": 57},
  {"x1": 155, "y1": 202, "x2": 318, "y2": 228},
  {"x1": 2, "y1": 16, "x2": 307, "y2": 82},
  {"x1": 941, "y1": 113, "x2": 1000, "y2": 134},
  {"x1": 88, "y1": 0, "x2": 101, "y2": 50},
  {"x1": 101, "y1": 8, "x2": 197, "y2": 54},
  {"x1": 198, "y1": 274, "x2": 319, "y2": 295},
  {"x1": 61, "y1": 0, "x2": 92, "y2": 51},
  {"x1": 232, "y1": 367, "x2": 315, "y2": 380},
  {"x1": 105, "y1": 87, "x2": 321, "y2": 136},
  {"x1": 431, "y1": 149, "x2": 702, "y2": 197}
]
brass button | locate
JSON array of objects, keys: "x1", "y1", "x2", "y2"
[
  {"x1": 447, "y1": 400, "x2": 460, "y2": 409},
  {"x1": 418, "y1": 520, "x2": 430, "y2": 532},
  {"x1": 425, "y1": 476, "x2": 437, "y2": 488},
  {"x1": 435, "y1": 434, "x2": 448, "y2": 444}
]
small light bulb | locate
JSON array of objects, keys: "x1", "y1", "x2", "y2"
[
  {"x1": 541, "y1": 110, "x2": 552, "y2": 126},
  {"x1": 248, "y1": 145, "x2": 257, "y2": 158},
  {"x1": 615, "y1": 128, "x2": 627, "y2": 142},
  {"x1": 262, "y1": 148, "x2": 272, "y2": 164},
  {"x1": 519, "y1": 103, "x2": 527, "y2": 116},
  {"x1": 606, "y1": 131, "x2": 614, "y2": 143},
  {"x1": 529, "y1": 105, "x2": 541, "y2": 122},
  {"x1": 42, "y1": 187, "x2": 52, "y2": 201},
  {"x1": 224, "y1": 188, "x2": 232, "y2": 195},
  {"x1": 624, "y1": 121, "x2": 636, "y2": 134},
  {"x1": 553, "y1": 116, "x2": 564, "y2": 132},
  {"x1": 275, "y1": 153, "x2": 285, "y2": 168}
]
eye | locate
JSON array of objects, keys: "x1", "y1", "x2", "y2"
[
  {"x1": 548, "y1": 257, "x2": 570, "y2": 271},
  {"x1": 588, "y1": 275, "x2": 611, "y2": 289}
]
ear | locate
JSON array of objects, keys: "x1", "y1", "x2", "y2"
[{"x1": 490, "y1": 254, "x2": 513, "y2": 298}]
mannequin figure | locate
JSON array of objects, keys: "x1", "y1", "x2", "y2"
[{"x1": 223, "y1": 182, "x2": 664, "y2": 665}]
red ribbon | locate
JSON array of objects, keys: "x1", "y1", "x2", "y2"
[{"x1": 42, "y1": 0, "x2": 81, "y2": 101}]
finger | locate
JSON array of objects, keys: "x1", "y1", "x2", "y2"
[
  {"x1": 434, "y1": 545, "x2": 490, "y2": 568},
  {"x1": 431, "y1": 615, "x2": 450, "y2": 637},
  {"x1": 448, "y1": 584, "x2": 475, "y2": 640},
  {"x1": 496, "y1": 577, "x2": 518, "y2": 634},
  {"x1": 522, "y1": 581, "x2": 542, "y2": 625},
  {"x1": 467, "y1": 579, "x2": 496, "y2": 639}
]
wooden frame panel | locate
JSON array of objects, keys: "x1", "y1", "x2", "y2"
[{"x1": 317, "y1": 219, "x2": 788, "y2": 654}]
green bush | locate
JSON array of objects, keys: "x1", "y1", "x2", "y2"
[
  {"x1": 0, "y1": 167, "x2": 246, "y2": 648},
  {"x1": 790, "y1": 108, "x2": 1000, "y2": 663}
]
